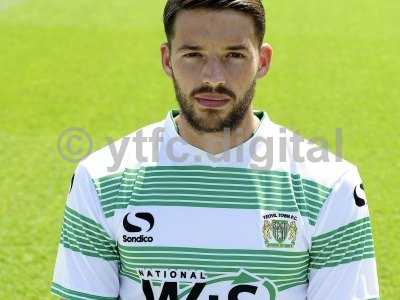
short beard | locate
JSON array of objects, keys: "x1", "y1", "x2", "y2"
[{"x1": 172, "y1": 74, "x2": 256, "y2": 133}]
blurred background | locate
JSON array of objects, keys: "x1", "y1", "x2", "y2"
[{"x1": 0, "y1": 0, "x2": 398, "y2": 298}]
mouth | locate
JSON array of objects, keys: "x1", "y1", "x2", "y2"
[{"x1": 194, "y1": 93, "x2": 231, "y2": 109}]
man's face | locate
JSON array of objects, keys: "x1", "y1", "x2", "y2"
[{"x1": 161, "y1": 9, "x2": 271, "y2": 133}]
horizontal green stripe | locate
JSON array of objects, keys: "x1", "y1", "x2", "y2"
[
  {"x1": 311, "y1": 243, "x2": 375, "y2": 263},
  {"x1": 311, "y1": 252, "x2": 375, "y2": 269},
  {"x1": 129, "y1": 186, "x2": 296, "y2": 197},
  {"x1": 119, "y1": 262, "x2": 308, "y2": 275},
  {"x1": 312, "y1": 221, "x2": 372, "y2": 244},
  {"x1": 311, "y1": 243, "x2": 374, "y2": 264},
  {"x1": 94, "y1": 169, "x2": 138, "y2": 184},
  {"x1": 93, "y1": 173, "x2": 123, "y2": 186},
  {"x1": 62, "y1": 223, "x2": 116, "y2": 251},
  {"x1": 134, "y1": 180, "x2": 294, "y2": 190},
  {"x1": 311, "y1": 236, "x2": 373, "y2": 258},
  {"x1": 312, "y1": 217, "x2": 371, "y2": 244},
  {"x1": 311, "y1": 231, "x2": 373, "y2": 252},
  {"x1": 297, "y1": 201, "x2": 320, "y2": 215},
  {"x1": 97, "y1": 181, "x2": 299, "y2": 202},
  {"x1": 119, "y1": 269, "x2": 141, "y2": 283},
  {"x1": 303, "y1": 187, "x2": 330, "y2": 200},
  {"x1": 60, "y1": 207, "x2": 119, "y2": 261},
  {"x1": 118, "y1": 245, "x2": 309, "y2": 256},
  {"x1": 63, "y1": 207, "x2": 115, "y2": 243},
  {"x1": 104, "y1": 201, "x2": 299, "y2": 214},
  {"x1": 118, "y1": 257, "x2": 310, "y2": 270},
  {"x1": 135, "y1": 175, "x2": 290, "y2": 186},
  {"x1": 300, "y1": 177, "x2": 332, "y2": 193},
  {"x1": 118, "y1": 246, "x2": 309, "y2": 290},
  {"x1": 106, "y1": 191, "x2": 297, "y2": 202},
  {"x1": 119, "y1": 245, "x2": 309, "y2": 291},
  {"x1": 51, "y1": 282, "x2": 117, "y2": 300},
  {"x1": 138, "y1": 165, "x2": 290, "y2": 178},
  {"x1": 265, "y1": 269, "x2": 309, "y2": 280},
  {"x1": 117, "y1": 250, "x2": 309, "y2": 262},
  {"x1": 92, "y1": 166, "x2": 331, "y2": 226},
  {"x1": 96, "y1": 166, "x2": 329, "y2": 193},
  {"x1": 310, "y1": 217, "x2": 375, "y2": 269},
  {"x1": 61, "y1": 237, "x2": 119, "y2": 260},
  {"x1": 93, "y1": 171, "x2": 138, "y2": 193},
  {"x1": 276, "y1": 279, "x2": 308, "y2": 291},
  {"x1": 63, "y1": 213, "x2": 111, "y2": 243}
]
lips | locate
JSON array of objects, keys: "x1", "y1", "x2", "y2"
[{"x1": 194, "y1": 93, "x2": 231, "y2": 108}]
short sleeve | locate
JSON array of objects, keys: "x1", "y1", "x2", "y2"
[
  {"x1": 51, "y1": 164, "x2": 120, "y2": 300},
  {"x1": 307, "y1": 167, "x2": 380, "y2": 300}
]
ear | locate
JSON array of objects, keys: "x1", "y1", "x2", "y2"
[
  {"x1": 160, "y1": 42, "x2": 173, "y2": 78},
  {"x1": 255, "y1": 43, "x2": 273, "y2": 79}
]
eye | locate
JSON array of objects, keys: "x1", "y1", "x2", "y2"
[
  {"x1": 183, "y1": 52, "x2": 202, "y2": 58},
  {"x1": 227, "y1": 52, "x2": 245, "y2": 59}
]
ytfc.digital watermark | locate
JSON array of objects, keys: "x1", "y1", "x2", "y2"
[{"x1": 57, "y1": 126, "x2": 344, "y2": 171}]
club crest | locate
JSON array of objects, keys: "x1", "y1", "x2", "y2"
[{"x1": 262, "y1": 213, "x2": 298, "y2": 248}]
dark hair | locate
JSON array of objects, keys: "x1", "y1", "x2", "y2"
[{"x1": 163, "y1": 0, "x2": 266, "y2": 48}]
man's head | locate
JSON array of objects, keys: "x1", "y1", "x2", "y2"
[{"x1": 161, "y1": 0, "x2": 272, "y2": 133}]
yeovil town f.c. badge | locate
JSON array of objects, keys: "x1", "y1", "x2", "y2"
[{"x1": 262, "y1": 213, "x2": 298, "y2": 248}]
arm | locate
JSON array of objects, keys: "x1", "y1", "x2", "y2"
[
  {"x1": 307, "y1": 167, "x2": 379, "y2": 299},
  {"x1": 50, "y1": 164, "x2": 120, "y2": 300}
]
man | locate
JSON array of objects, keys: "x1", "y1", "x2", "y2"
[{"x1": 51, "y1": 1, "x2": 380, "y2": 299}]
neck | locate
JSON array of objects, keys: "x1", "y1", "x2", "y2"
[{"x1": 174, "y1": 108, "x2": 260, "y2": 155}]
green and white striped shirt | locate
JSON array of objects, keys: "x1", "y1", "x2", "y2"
[{"x1": 51, "y1": 109, "x2": 379, "y2": 300}]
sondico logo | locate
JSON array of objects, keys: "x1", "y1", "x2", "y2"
[
  {"x1": 123, "y1": 212, "x2": 154, "y2": 243},
  {"x1": 353, "y1": 183, "x2": 367, "y2": 207}
]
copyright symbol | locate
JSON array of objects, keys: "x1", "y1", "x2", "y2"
[{"x1": 57, "y1": 127, "x2": 93, "y2": 163}]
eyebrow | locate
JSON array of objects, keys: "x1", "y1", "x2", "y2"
[
  {"x1": 177, "y1": 45, "x2": 203, "y2": 52},
  {"x1": 226, "y1": 44, "x2": 249, "y2": 51},
  {"x1": 177, "y1": 44, "x2": 249, "y2": 52}
]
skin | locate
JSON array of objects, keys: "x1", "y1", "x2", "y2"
[{"x1": 161, "y1": 8, "x2": 272, "y2": 155}]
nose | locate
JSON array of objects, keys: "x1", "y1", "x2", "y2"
[{"x1": 201, "y1": 57, "x2": 226, "y2": 87}]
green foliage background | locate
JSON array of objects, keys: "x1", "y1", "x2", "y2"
[{"x1": 0, "y1": 0, "x2": 398, "y2": 298}]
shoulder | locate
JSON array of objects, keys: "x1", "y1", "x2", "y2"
[
  {"x1": 259, "y1": 121, "x2": 364, "y2": 227},
  {"x1": 266, "y1": 121, "x2": 359, "y2": 190},
  {"x1": 78, "y1": 120, "x2": 165, "y2": 181}
]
